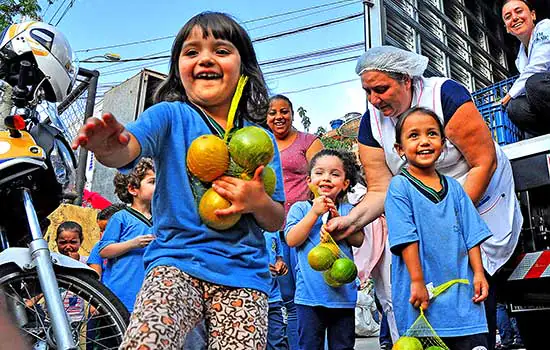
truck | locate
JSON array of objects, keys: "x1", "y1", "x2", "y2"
[
  {"x1": 500, "y1": 136, "x2": 550, "y2": 349},
  {"x1": 90, "y1": 69, "x2": 166, "y2": 203},
  {"x1": 361, "y1": 0, "x2": 549, "y2": 347}
]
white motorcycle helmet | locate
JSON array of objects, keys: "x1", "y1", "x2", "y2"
[{"x1": 0, "y1": 21, "x2": 77, "y2": 102}]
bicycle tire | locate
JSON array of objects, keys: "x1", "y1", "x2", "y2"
[{"x1": 0, "y1": 264, "x2": 129, "y2": 350}]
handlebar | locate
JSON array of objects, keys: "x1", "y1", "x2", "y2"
[
  {"x1": 17, "y1": 61, "x2": 31, "y2": 90},
  {"x1": 12, "y1": 60, "x2": 31, "y2": 108}
]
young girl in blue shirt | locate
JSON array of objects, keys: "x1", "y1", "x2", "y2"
[
  {"x1": 385, "y1": 107, "x2": 492, "y2": 350},
  {"x1": 285, "y1": 149, "x2": 363, "y2": 350},
  {"x1": 72, "y1": 12, "x2": 285, "y2": 349}
]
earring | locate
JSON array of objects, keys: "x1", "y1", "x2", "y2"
[{"x1": 400, "y1": 154, "x2": 406, "y2": 161}]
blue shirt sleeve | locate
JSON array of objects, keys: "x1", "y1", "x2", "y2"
[
  {"x1": 275, "y1": 232, "x2": 282, "y2": 257},
  {"x1": 453, "y1": 179, "x2": 493, "y2": 250},
  {"x1": 86, "y1": 244, "x2": 103, "y2": 265},
  {"x1": 385, "y1": 176, "x2": 419, "y2": 255},
  {"x1": 119, "y1": 102, "x2": 174, "y2": 172},
  {"x1": 441, "y1": 80, "x2": 472, "y2": 125},
  {"x1": 284, "y1": 202, "x2": 310, "y2": 245},
  {"x1": 95, "y1": 212, "x2": 125, "y2": 253},
  {"x1": 357, "y1": 110, "x2": 381, "y2": 148}
]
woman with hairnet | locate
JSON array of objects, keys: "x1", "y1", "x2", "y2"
[{"x1": 324, "y1": 46, "x2": 523, "y2": 350}]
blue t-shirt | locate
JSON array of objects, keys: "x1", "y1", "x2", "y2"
[
  {"x1": 284, "y1": 201, "x2": 357, "y2": 308},
  {"x1": 96, "y1": 208, "x2": 152, "y2": 312},
  {"x1": 385, "y1": 172, "x2": 492, "y2": 337},
  {"x1": 124, "y1": 101, "x2": 285, "y2": 295},
  {"x1": 264, "y1": 231, "x2": 283, "y2": 304},
  {"x1": 86, "y1": 244, "x2": 107, "y2": 281},
  {"x1": 358, "y1": 80, "x2": 472, "y2": 147},
  {"x1": 87, "y1": 244, "x2": 103, "y2": 266}
]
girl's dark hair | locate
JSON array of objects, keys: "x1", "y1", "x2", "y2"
[
  {"x1": 114, "y1": 157, "x2": 155, "y2": 204},
  {"x1": 502, "y1": 0, "x2": 534, "y2": 11},
  {"x1": 56, "y1": 221, "x2": 84, "y2": 243},
  {"x1": 308, "y1": 149, "x2": 359, "y2": 201},
  {"x1": 154, "y1": 11, "x2": 269, "y2": 124},
  {"x1": 394, "y1": 107, "x2": 445, "y2": 145},
  {"x1": 268, "y1": 94, "x2": 294, "y2": 114},
  {"x1": 97, "y1": 203, "x2": 127, "y2": 221}
]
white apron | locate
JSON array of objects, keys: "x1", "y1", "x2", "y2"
[{"x1": 368, "y1": 77, "x2": 523, "y2": 275}]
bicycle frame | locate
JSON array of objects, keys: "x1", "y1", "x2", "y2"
[{"x1": 0, "y1": 188, "x2": 96, "y2": 350}]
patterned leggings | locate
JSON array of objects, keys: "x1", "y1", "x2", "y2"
[{"x1": 120, "y1": 265, "x2": 268, "y2": 350}]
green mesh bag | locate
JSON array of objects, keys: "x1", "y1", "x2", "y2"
[{"x1": 393, "y1": 279, "x2": 469, "y2": 350}]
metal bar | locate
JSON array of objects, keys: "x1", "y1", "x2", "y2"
[
  {"x1": 22, "y1": 189, "x2": 77, "y2": 349},
  {"x1": 74, "y1": 69, "x2": 99, "y2": 206}
]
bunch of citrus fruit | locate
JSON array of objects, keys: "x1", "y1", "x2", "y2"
[
  {"x1": 187, "y1": 126, "x2": 276, "y2": 230},
  {"x1": 305, "y1": 184, "x2": 358, "y2": 287},
  {"x1": 307, "y1": 234, "x2": 358, "y2": 288}
]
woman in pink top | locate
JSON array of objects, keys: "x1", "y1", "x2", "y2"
[{"x1": 267, "y1": 94, "x2": 323, "y2": 349}]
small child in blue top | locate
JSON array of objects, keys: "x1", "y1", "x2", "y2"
[
  {"x1": 264, "y1": 230, "x2": 289, "y2": 350},
  {"x1": 285, "y1": 149, "x2": 364, "y2": 350},
  {"x1": 385, "y1": 107, "x2": 492, "y2": 350},
  {"x1": 88, "y1": 203, "x2": 127, "y2": 280},
  {"x1": 95, "y1": 158, "x2": 156, "y2": 313},
  {"x1": 72, "y1": 12, "x2": 286, "y2": 349}
]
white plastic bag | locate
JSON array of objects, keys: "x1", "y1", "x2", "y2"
[{"x1": 355, "y1": 283, "x2": 380, "y2": 337}]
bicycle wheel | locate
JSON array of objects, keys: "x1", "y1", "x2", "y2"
[{"x1": 0, "y1": 264, "x2": 130, "y2": 350}]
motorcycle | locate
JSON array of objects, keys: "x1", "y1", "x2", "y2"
[{"x1": 0, "y1": 22, "x2": 129, "y2": 349}]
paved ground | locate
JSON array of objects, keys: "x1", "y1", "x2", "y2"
[{"x1": 355, "y1": 336, "x2": 381, "y2": 350}]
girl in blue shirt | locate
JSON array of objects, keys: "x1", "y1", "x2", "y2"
[
  {"x1": 285, "y1": 149, "x2": 363, "y2": 350},
  {"x1": 72, "y1": 12, "x2": 285, "y2": 349},
  {"x1": 385, "y1": 107, "x2": 492, "y2": 350}
]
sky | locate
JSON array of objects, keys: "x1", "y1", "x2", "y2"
[{"x1": 38, "y1": 0, "x2": 369, "y2": 133}]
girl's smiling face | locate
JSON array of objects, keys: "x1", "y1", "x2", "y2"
[
  {"x1": 178, "y1": 26, "x2": 242, "y2": 114},
  {"x1": 395, "y1": 112, "x2": 444, "y2": 174},
  {"x1": 308, "y1": 155, "x2": 350, "y2": 201}
]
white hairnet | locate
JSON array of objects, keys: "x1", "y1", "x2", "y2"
[{"x1": 355, "y1": 45, "x2": 429, "y2": 77}]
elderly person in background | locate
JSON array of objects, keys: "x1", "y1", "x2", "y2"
[
  {"x1": 325, "y1": 46, "x2": 523, "y2": 350},
  {"x1": 501, "y1": 0, "x2": 550, "y2": 136},
  {"x1": 266, "y1": 94, "x2": 323, "y2": 349}
]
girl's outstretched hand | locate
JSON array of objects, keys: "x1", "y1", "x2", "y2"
[
  {"x1": 71, "y1": 113, "x2": 131, "y2": 156},
  {"x1": 212, "y1": 165, "x2": 267, "y2": 216},
  {"x1": 410, "y1": 280, "x2": 430, "y2": 310},
  {"x1": 472, "y1": 272, "x2": 489, "y2": 303}
]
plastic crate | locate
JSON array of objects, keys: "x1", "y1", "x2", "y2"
[
  {"x1": 472, "y1": 76, "x2": 518, "y2": 110},
  {"x1": 479, "y1": 104, "x2": 524, "y2": 145}
]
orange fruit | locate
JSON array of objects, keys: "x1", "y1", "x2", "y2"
[
  {"x1": 308, "y1": 246, "x2": 336, "y2": 271},
  {"x1": 323, "y1": 271, "x2": 343, "y2": 288},
  {"x1": 393, "y1": 337, "x2": 423, "y2": 350},
  {"x1": 187, "y1": 135, "x2": 229, "y2": 182},
  {"x1": 198, "y1": 188, "x2": 241, "y2": 230},
  {"x1": 320, "y1": 242, "x2": 340, "y2": 257},
  {"x1": 227, "y1": 162, "x2": 277, "y2": 197},
  {"x1": 329, "y1": 258, "x2": 358, "y2": 284},
  {"x1": 228, "y1": 126, "x2": 274, "y2": 173}
]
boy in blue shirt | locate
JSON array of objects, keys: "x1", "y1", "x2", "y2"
[
  {"x1": 265, "y1": 231, "x2": 289, "y2": 350},
  {"x1": 95, "y1": 158, "x2": 155, "y2": 312}
]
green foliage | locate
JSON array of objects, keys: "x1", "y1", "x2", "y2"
[
  {"x1": 0, "y1": 0, "x2": 44, "y2": 29},
  {"x1": 320, "y1": 136, "x2": 352, "y2": 150},
  {"x1": 297, "y1": 106, "x2": 310, "y2": 133},
  {"x1": 315, "y1": 126, "x2": 327, "y2": 137}
]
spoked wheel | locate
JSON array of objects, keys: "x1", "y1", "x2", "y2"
[{"x1": 0, "y1": 264, "x2": 129, "y2": 350}]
